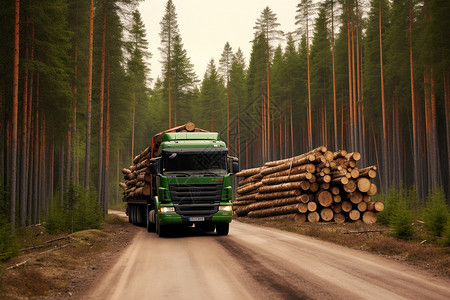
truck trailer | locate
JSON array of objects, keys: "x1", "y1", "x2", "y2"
[{"x1": 122, "y1": 122, "x2": 239, "y2": 237}]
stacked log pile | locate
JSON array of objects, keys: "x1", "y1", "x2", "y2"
[
  {"x1": 120, "y1": 145, "x2": 152, "y2": 199},
  {"x1": 234, "y1": 147, "x2": 383, "y2": 224}
]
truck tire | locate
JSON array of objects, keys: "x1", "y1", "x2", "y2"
[
  {"x1": 216, "y1": 223, "x2": 229, "y2": 236},
  {"x1": 156, "y1": 215, "x2": 167, "y2": 237},
  {"x1": 147, "y1": 211, "x2": 155, "y2": 232}
]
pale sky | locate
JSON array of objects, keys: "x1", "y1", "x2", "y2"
[{"x1": 139, "y1": 0, "x2": 301, "y2": 85}]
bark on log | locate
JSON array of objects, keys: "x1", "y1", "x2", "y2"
[
  {"x1": 254, "y1": 189, "x2": 301, "y2": 200},
  {"x1": 261, "y1": 171, "x2": 313, "y2": 185},
  {"x1": 122, "y1": 168, "x2": 131, "y2": 175},
  {"x1": 264, "y1": 146, "x2": 327, "y2": 167},
  {"x1": 236, "y1": 167, "x2": 264, "y2": 178},
  {"x1": 359, "y1": 166, "x2": 377, "y2": 178},
  {"x1": 363, "y1": 195, "x2": 372, "y2": 203},
  {"x1": 258, "y1": 181, "x2": 309, "y2": 193},
  {"x1": 260, "y1": 156, "x2": 315, "y2": 176},
  {"x1": 332, "y1": 176, "x2": 348, "y2": 185},
  {"x1": 236, "y1": 193, "x2": 257, "y2": 201},
  {"x1": 119, "y1": 182, "x2": 127, "y2": 190},
  {"x1": 263, "y1": 164, "x2": 315, "y2": 179},
  {"x1": 239, "y1": 195, "x2": 308, "y2": 215},
  {"x1": 237, "y1": 181, "x2": 263, "y2": 195},
  {"x1": 247, "y1": 203, "x2": 303, "y2": 218},
  {"x1": 320, "y1": 208, "x2": 334, "y2": 222},
  {"x1": 232, "y1": 200, "x2": 257, "y2": 206},
  {"x1": 238, "y1": 175, "x2": 260, "y2": 186},
  {"x1": 362, "y1": 211, "x2": 377, "y2": 224},
  {"x1": 333, "y1": 150, "x2": 348, "y2": 159},
  {"x1": 320, "y1": 183, "x2": 330, "y2": 190}
]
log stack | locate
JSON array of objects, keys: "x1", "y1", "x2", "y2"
[
  {"x1": 120, "y1": 146, "x2": 152, "y2": 200},
  {"x1": 234, "y1": 147, "x2": 383, "y2": 224}
]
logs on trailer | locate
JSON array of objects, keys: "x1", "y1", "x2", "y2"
[{"x1": 234, "y1": 146, "x2": 382, "y2": 224}]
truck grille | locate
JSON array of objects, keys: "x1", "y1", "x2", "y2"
[{"x1": 168, "y1": 182, "x2": 222, "y2": 216}]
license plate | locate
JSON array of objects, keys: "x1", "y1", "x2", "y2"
[{"x1": 189, "y1": 217, "x2": 205, "y2": 222}]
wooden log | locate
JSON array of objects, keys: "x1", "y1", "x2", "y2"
[
  {"x1": 309, "y1": 182, "x2": 319, "y2": 193},
  {"x1": 260, "y1": 156, "x2": 315, "y2": 176},
  {"x1": 137, "y1": 172, "x2": 146, "y2": 181},
  {"x1": 264, "y1": 146, "x2": 327, "y2": 167},
  {"x1": 232, "y1": 200, "x2": 257, "y2": 206},
  {"x1": 366, "y1": 183, "x2": 378, "y2": 196},
  {"x1": 332, "y1": 203, "x2": 342, "y2": 213},
  {"x1": 320, "y1": 182, "x2": 330, "y2": 190},
  {"x1": 363, "y1": 195, "x2": 372, "y2": 203},
  {"x1": 144, "y1": 173, "x2": 151, "y2": 183},
  {"x1": 307, "y1": 201, "x2": 317, "y2": 212},
  {"x1": 261, "y1": 171, "x2": 313, "y2": 185},
  {"x1": 316, "y1": 175, "x2": 331, "y2": 183},
  {"x1": 258, "y1": 180, "x2": 309, "y2": 193},
  {"x1": 341, "y1": 200, "x2": 353, "y2": 212},
  {"x1": 346, "y1": 152, "x2": 361, "y2": 161},
  {"x1": 331, "y1": 176, "x2": 348, "y2": 185},
  {"x1": 238, "y1": 175, "x2": 260, "y2": 186},
  {"x1": 362, "y1": 211, "x2": 377, "y2": 224},
  {"x1": 263, "y1": 213, "x2": 306, "y2": 222},
  {"x1": 333, "y1": 195, "x2": 342, "y2": 203},
  {"x1": 367, "y1": 201, "x2": 384, "y2": 212},
  {"x1": 320, "y1": 208, "x2": 334, "y2": 222},
  {"x1": 133, "y1": 145, "x2": 151, "y2": 164},
  {"x1": 119, "y1": 182, "x2": 127, "y2": 190},
  {"x1": 359, "y1": 166, "x2": 377, "y2": 178},
  {"x1": 333, "y1": 150, "x2": 348, "y2": 159},
  {"x1": 135, "y1": 159, "x2": 150, "y2": 171},
  {"x1": 330, "y1": 186, "x2": 340, "y2": 195},
  {"x1": 297, "y1": 203, "x2": 308, "y2": 213},
  {"x1": 316, "y1": 190, "x2": 333, "y2": 207},
  {"x1": 136, "y1": 181, "x2": 144, "y2": 187},
  {"x1": 334, "y1": 213, "x2": 346, "y2": 224},
  {"x1": 348, "y1": 191, "x2": 363, "y2": 204},
  {"x1": 357, "y1": 201, "x2": 368, "y2": 212},
  {"x1": 126, "y1": 179, "x2": 137, "y2": 187},
  {"x1": 254, "y1": 189, "x2": 301, "y2": 200},
  {"x1": 350, "y1": 169, "x2": 360, "y2": 179},
  {"x1": 307, "y1": 211, "x2": 320, "y2": 223},
  {"x1": 236, "y1": 167, "x2": 264, "y2": 178},
  {"x1": 143, "y1": 184, "x2": 151, "y2": 196},
  {"x1": 323, "y1": 151, "x2": 334, "y2": 161},
  {"x1": 185, "y1": 121, "x2": 196, "y2": 131},
  {"x1": 295, "y1": 213, "x2": 307, "y2": 223},
  {"x1": 349, "y1": 209, "x2": 361, "y2": 221},
  {"x1": 235, "y1": 206, "x2": 251, "y2": 216},
  {"x1": 236, "y1": 193, "x2": 257, "y2": 201},
  {"x1": 240, "y1": 195, "x2": 308, "y2": 215},
  {"x1": 343, "y1": 179, "x2": 357, "y2": 193},
  {"x1": 134, "y1": 187, "x2": 144, "y2": 196},
  {"x1": 264, "y1": 164, "x2": 315, "y2": 179},
  {"x1": 122, "y1": 168, "x2": 131, "y2": 175},
  {"x1": 237, "y1": 181, "x2": 263, "y2": 195},
  {"x1": 247, "y1": 203, "x2": 303, "y2": 218},
  {"x1": 356, "y1": 177, "x2": 371, "y2": 193}
]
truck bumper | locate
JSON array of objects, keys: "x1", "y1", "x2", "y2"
[{"x1": 157, "y1": 211, "x2": 232, "y2": 225}]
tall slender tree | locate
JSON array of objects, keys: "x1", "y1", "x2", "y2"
[
  {"x1": 219, "y1": 42, "x2": 233, "y2": 147},
  {"x1": 85, "y1": 0, "x2": 94, "y2": 189}
]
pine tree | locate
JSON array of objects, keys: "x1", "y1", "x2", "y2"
[
  {"x1": 159, "y1": 0, "x2": 179, "y2": 128},
  {"x1": 219, "y1": 42, "x2": 233, "y2": 147}
]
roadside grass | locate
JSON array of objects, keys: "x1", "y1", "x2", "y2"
[
  {"x1": 236, "y1": 217, "x2": 450, "y2": 277},
  {"x1": 0, "y1": 215, "x2": 129, "y2": 300}
]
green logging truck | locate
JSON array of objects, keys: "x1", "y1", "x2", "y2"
[{"x1": 123, "y1": 122, "x2": 239, "y2": 237}]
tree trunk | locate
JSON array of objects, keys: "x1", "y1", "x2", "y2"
[
  {"x1": 98, "y1": 0, "x2": 107, "y2": 209},
  {"x1": 379, "y1": 0, "x2": 388, "y2": 192},
  {"x1": 85, "y1": 0, "x2": 94, "y2": 190},
  {"x1": 10, "y1": 0, "x2": 20, "y2": 231},
  {"x1": 104, "y1": 59, "x2": 111, "y2": 213}
]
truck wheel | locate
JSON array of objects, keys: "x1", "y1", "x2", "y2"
[
  {"x1": 156, "y1": 216, "x2": 167, "y2": 237},
  {"x1": 216, "y1": 223, "x2": 229, "y2": 236},
  {"x1": 147, "y1": 211, "x2": 155, "y2": 232}
]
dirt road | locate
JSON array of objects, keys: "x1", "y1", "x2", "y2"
[{"x1": 84, "y1": 220, "x2": 450, "y2": 299}]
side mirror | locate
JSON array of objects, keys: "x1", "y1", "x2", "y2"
[
  {"x1": 149, "y1": 157, "x2": 159, "y2": 175},
  {"x1": 227, "y1": 156, "x2": 239, "y2": 174}
]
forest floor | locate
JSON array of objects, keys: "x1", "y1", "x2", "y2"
[
  {"x1": 0, "y1": 215, "x2": 449, "y2": 299},
  {"x1": 0, "y1": 213, "x2": 139, "y2": 300}
]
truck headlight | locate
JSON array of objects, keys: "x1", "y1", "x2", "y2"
[
  {"x1": 159, "y1": 206, "x2": 175, "y2": 213},
  {"x1": 219, "y1": 205, "x2": 232, "y2": 212}
]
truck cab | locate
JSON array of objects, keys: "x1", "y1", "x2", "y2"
[{"x1": 147, "y1": 132, "x2": 238, "y2": 237}]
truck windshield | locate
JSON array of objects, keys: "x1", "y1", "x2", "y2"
[{"x1": 162, "y1": 151, "x2": 227, "y2": 177}]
